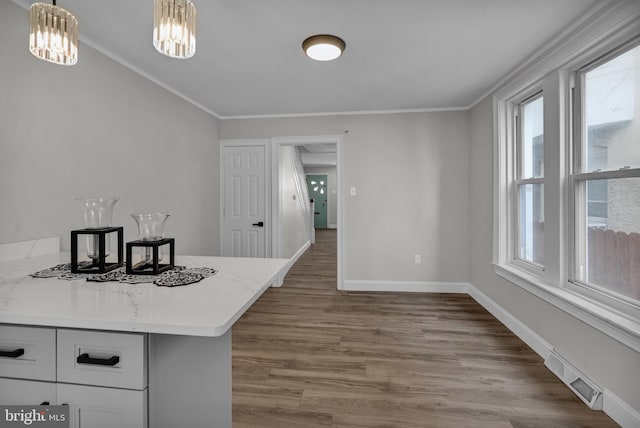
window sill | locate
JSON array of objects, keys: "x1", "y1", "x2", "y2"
[{"x1": 494, "y1": 263, "x2": 640, "y2": 353}]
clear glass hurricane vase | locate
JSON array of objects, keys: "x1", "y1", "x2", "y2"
[
  {"x1": 75, "y1": 197, "x2": 119, "y2": 260},
  {"x1": 131, "y1": 213, "x2": 170, "y2": 262}
]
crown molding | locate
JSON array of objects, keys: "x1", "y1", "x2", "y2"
[
  {"x1": 490, "y1": 0, "x2": 640, "y2": 102},
  {"x1": 218, "y1": 106, "x2": 470, "y2": 120}
]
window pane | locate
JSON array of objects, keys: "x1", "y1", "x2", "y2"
[
  {"x1": 584, "y1": 45, "x2": 640, "y2": 172},
  {"x1": 582, "y1": 177, "x2": 640, "y2": 301},
  {"x1": 521, "y1": 96, "x2": 544, "y2": 178},
  {"x1": 519, "y1": 183, "x2": 544, "y2": 265}
]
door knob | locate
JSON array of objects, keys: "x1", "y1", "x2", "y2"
[{"x1": 252, "y1": 221, "x2": 264, "y2": 227}]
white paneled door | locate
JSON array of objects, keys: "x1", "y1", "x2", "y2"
[{"x1": 222, "y1": 145, "x2": 267, "y2": 257}]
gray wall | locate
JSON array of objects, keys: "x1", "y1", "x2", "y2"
[
  {"x1": 0, "y1": 1, "x2": 220, "y2": 256},
  {"x1": 278, "y1": 146, "x2": 311, "y2": 258},
  {"x1": 221, "y1": 112, "x2": 471, "y2": 283},
  {"x1": 469, "y1": 96, "x2": 640, "y2": 411}
]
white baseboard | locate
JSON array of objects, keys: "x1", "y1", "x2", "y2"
[
  {"x1": 603, "y1": 389, "x2": 640, "y2": 428},
  {"x1": 271, "y1": 240, "x2": 311, "y2": 288},
  {"x1": 343, "y1": 280, "x2": 469, "y2": 293},
  {"x1": 328, "y1": 224, "x2": 338, "y2": 229},
  {"x1": 290, "y1": 240, "x2": 311, "y2": 267},
  {"x1": 467, "y1": 284, "x2": 553, "y2": 360},
  {"x1": 0, "y1": 236, "x2": 60, "y2": 263}
]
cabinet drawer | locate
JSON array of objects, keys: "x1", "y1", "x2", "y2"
[
  {"x1": 0, "y1": 325, "x2": 56, "y2": 381},
  {"x1": 0, "y1": 377, "x2": 56, "y2": 405},
  {"x1": 58, "y1": 383, "x2": 147, "y2": 428},
  {"x1": 57, "y1": 329, "x2": 147, "y2": 390}
]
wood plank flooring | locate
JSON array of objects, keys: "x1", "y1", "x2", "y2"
[{"x1": 232, "y1": 229, "x2": 617, "y2": 428}]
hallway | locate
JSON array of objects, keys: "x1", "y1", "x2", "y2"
[{"x1": 231, "y1": 229, "x2": 616, "y2": 427}]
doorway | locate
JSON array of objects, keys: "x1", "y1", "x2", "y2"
[
  {"x1": 272, "y1": 135, "x2": 344, "y2": 290},
  {"x1": 306, "y1": 174, "x2": 328, "y2": 229}
]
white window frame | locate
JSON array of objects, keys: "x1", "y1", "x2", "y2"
[
  {"x1": 493, "y1": 3, "x2": 640, "y2": 353},
  {"x1": 567, "y1": 40, "x2": 640, "y2": 319},
  {"x1": 514, "y1": 92, "x2": 545, "y2": 271},
  {"x1": 495, "y1": 83, "x2": 546, "y2": 281}
]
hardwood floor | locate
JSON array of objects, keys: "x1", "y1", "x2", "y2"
[{"x1": 232, "y1": 229, "x2": 617, "y2": 428}]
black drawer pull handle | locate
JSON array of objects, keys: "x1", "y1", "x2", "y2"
[
  {"x1": 77, "y1": 353, "x2": 119, "y2": 366},
  {"x1": 0, "y1": 348, "x2": 24, "y2": 358},
  {"x1": 39, "y1": 401, "x2": 50, "y2": 406}
]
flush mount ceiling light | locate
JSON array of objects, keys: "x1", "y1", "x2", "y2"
[
  {"x1": 29, "y1": 1, "x2": 78, "y2": 65},
  {"x1": 153, "y1": 0, "x2": 197, "y2": 59},
  {"x1": 302, "y1": 34, "x2": 345, "y2": 61}
]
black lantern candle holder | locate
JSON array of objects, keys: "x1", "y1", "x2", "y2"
[
  {"x1": 126, "y1": 238, "x2": 175, "y2": 275},
  {"x1": 71, "y1": 227, "x2": 124, "y2": 274}
]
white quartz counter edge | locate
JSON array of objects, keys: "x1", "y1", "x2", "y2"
[{"x1": 0, "y1": 252, "x2": 289, "y2": 337}]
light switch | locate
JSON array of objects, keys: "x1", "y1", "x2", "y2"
[{"x1": 350, "y1": 187, "x2": 356, "y2": 196}]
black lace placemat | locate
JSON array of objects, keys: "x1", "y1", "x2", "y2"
[{"x1": 31, "y1": 263, "x2": 217, "y2": 287}]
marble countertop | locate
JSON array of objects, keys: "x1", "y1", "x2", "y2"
[{"x1": 0, "y1": 252, "x2": 289, "y2": 337}]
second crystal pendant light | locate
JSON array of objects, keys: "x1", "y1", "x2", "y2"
[{"x1": 153, "y1": 0, "x2": 197, "y2": 59}]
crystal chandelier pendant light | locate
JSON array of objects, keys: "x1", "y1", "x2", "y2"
[
  {"x1": 153, "y1": 0, "x2": 197, "y2": 59},
  {"x1": 29, "y1": 1, "x2": 78, "y2": 65}
]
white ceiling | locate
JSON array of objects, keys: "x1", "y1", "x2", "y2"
[
  {"x1": 300, "y1": 144, "x2": 336, "y2": 167},
  {"x1": 15, "y1": 0, "x2": 605, "y2": 118}
]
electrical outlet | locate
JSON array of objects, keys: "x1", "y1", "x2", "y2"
[
  {"x1": 414, "y1": 255, "x2": 421, "y2": 264},
  {"x1": 350, "y1": 186, "x2": 357, "y2": 196}
]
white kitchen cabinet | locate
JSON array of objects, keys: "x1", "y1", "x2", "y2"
[
  {"x1": 57, "y1": 329, "x2": 147, "y2": 390},
  {"x1": 0, "y1": 249, "x2": 288, "y2": 428},
  {"x1": 0, "y1": 325, "x2": 148, "y2": 428},
  {"x1": 0, "y1": 325, "x2": 56, "y2": 381},
  {"x1": 57, "y1": 383, "x2": 147, "y2": 428}
]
